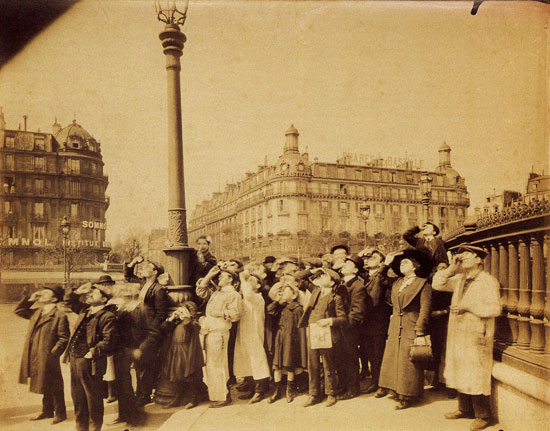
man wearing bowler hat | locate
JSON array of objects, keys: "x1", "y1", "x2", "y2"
[
  {"x1": 433, "y1": 244, "x2": 501, "y2": 431},
  {"x1": 16, "y1": 285, "x2": 69, "y2": 425}
]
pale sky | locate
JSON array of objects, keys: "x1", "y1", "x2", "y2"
[{"x1": 0, "y1": 0, "x2": 548, "y2": 242}]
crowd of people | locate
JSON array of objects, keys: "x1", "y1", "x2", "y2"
[{"x1": 15, "y1": 227, "x2": 502, "y2": 431}]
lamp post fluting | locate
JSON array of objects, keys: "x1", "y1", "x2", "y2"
[
  {"x1": 419, "y1": 172, "x2": 433, "y2": 224},
  {"x1": 156, "y1": 0, "x2": 194, "y2": 287},
  {"x1": 61, "y1": 216, "x2": 70, "y2": 288}
]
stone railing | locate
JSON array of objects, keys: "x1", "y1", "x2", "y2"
[{"x1": 445, "y1": 201, "x2": 550, "y2": 375}]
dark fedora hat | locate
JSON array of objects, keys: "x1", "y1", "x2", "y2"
[
  {"x1": 330, "y1": 244, "x2": 349, "y2": 254},
  {"x1": 345, "y1": 254, "x2": 365, "y2": 273},
  {"x1": 95, "y1": 274, "x2": 115, "y2": 285},
  {"x1": 263, "y1": 255, "x2": 276, "y2": 264},
  {"x1": 44, "y1": 285, "x2": 64, "y2": 302},
  {"x1": 391, "y1": 249, "x2": 433, "y2": 279},
  {"x1": 456, "y1": 243, "x2": 487, "y2": 259}
]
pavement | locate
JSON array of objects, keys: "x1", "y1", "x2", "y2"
[{"x1": 0, "y1": 304, "x2": 504, "y2": 431}]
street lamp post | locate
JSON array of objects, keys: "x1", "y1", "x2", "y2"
[
  {"x1": 419, "y1": 172, "x2": 433, "y2": 224},
  {"x1": 61, "y1": 216, "x2": 70, "y2": 288},
  {"x1": 155, "y1": 0, "x2": 194, "y2": 287},
  {"x1": 359, "y1": 203, "x2": 371, "y2": 247}
]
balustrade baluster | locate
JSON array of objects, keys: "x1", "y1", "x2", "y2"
[
  {"x1": 507, "y1": 240, "x2": 519, "y2": 345},
  {"x1": 517, "y1": 237, "x2": 531, "y2": 349},
  {"x1": 529, "y1": 235, "x2": 545, "y2": 353},
  {"x1": 544, "y1": 234, "x2": 550, "y2": 356},
  {"x1": 498, "y1": 241, "x2": 510, "y2": 343}
]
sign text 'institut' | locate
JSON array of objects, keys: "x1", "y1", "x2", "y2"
[{"x1": 189, "y1": 125, "x2": 469, "y2": 260}]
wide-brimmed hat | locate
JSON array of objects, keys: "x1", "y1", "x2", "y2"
[
  {"x1": 391, "y1": 249, "x2": 433, "y2": 278},
  {"x1": 44, "y1": 285, "x2": 64, "y2": 302},
  {"x1": 330, "y1": 244, "x2": 349, "y2": 255},
  {"x1": 456, "y1": 243, "x2": 487, "y2": 259},
  {"x1": 345, "y1": 255, "x2": 365, "y2": 273},
  {"x1": 95, "y1": 274, "x2": 115, "y2": 285}
]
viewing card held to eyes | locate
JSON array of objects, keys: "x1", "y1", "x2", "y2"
[{"x1": 309, "y1": 322, "x2": 332, "y2": 349}]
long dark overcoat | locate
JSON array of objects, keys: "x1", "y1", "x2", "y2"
[
  {"x1": 267, "y1": 300, "x2": 307, "y2": 370},
  {"x1": 16, "y1": 298, "x2": 69, "y2": 394},
  {"x1": 379, "y1": 277, "x2": 431, "y2": 397}
]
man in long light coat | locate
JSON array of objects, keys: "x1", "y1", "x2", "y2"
[
  {"x1": 432, "y1": 244, "x2": 501, "y2": 431},
  {"x1": 233, "y1": 271, "x2": 271, "y2": 403}
]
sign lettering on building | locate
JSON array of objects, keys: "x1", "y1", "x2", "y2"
[
  {"x1": 338, "y1": 152, "x2": 424, "y2": 170},
  {"x1": 82, "y1": 221, "x2": 107, "y2": 230},
  {"x1": 6, "y1": 238, "x2": 110, "y2": 248}
]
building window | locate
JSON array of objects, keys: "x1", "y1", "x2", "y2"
[
  {"x1": 5, "y1": 225, "x2": 16, "y2": 238},
  {"x1": 299, "y1": 200, "x2": 307, "y2": 212},
  {"x1": 70, "y1": 180, "x2": 80, "y2": 195},
  {"x1": 4, "y1": 200, "x2": 12, "y2": 214},
  {"x1": 93, "y1": 184, "x2": 99, "y2": 195},
  {"x1": 5, "y1": 154, "x2": 14, "y2": 170},
  {"x1": 5, "y1": 136, "x2": 15, "y2": 148},
  {"x1": 338, "y1": 167, "x2": 345, "y2": 179},
  {"x1": 35, "y1": 137, "x2": 45, "y2": 151},
  {"x1": 34, "y1": 156, "x2": 45, "y2": 172},
  {"x1": 33, "y1": 202, "x2": 44, "y2": 216},
  {"x1": 375, "y1": 204, "x2": 384, "y2": 215},
  {"x1": 440, "y1": 207, "x2": 448, "y2": 218},
  {"x1": 391, "y1": 188, "x2": 398, "y2": 199},
  {"x1": 372, "y1": 170, "x2": 380, "y2": 182},
  {"x1": 321, "y1": 217, "x2": 330, "y2": 230},
  {"x1": 69, "y1": 159, "x2": 81, "y2": 174},
  {"x1": 408, "y1": 205, "x2": 417, "y2": 217},
  {"x1": 391, "y1": 205, "x2": 400, "y2": 216},
  {"x1": 406, "y1": 174, "x2": 413, "y2": 183},
  {"x1": 91, "y1": 162, "x2": 98, "y2": 175},
  {"x1": 32, "y1": 225, "x2": 45, "y2": 241},
  {"x1": 34, "y1": 178, "x2": 44, "y2": 192},
  {"x1": 339, "y1": 184, "x2": 348, "y2": 195},
  {"x1": 339, "y1": 201, "x2": 349, "y2": 214},
  {"x1": 278, "y1": 199, "x2": 285, "y2": 212},
  {"x1": 298, "y1": 214, "x2": 308, "y2": 230},
  {"x1": 355, "y1": 169, "x2": 362, "y2": 180},
  {"x1": 321, "y1": 201, "x2": 330, "y2": 215},
  {"x1": 390, "y1": 172, "x2": 396, "y2": 182},
  {"x1": 321, "y1": 183, "x2": 328, "y2": 195},
  {"x1": 71, "y1": 203, "x2": 79, "y2": 217}
]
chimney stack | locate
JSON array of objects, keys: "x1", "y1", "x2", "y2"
[{"x1": 23, "y1": 115, "x2": 28, "y2": 131}]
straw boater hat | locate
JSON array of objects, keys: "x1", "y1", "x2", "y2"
[{"x1": 390, "y1": 249, "x2": 433, "y2": 279}]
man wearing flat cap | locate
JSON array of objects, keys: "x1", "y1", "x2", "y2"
[
  {"x1": 298, "y1": 267, "x2": 348, "y2": 407},
  {"x1": 433, "y1": 244, "x2": 501, "y2": 431},
  {"x1": 16, "y1": 286, "x2": 69, "y2": 424}
]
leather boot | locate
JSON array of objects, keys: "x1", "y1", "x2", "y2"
[
  {"x1": 268, "y1": 382, "x2": 283, "y2": 404},
  {"x1": 286, "y1": 381, "x2": 296, "y2": 403}
]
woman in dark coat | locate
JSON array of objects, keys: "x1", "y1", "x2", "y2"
[
  {"x1": 266, "y1": 281, "x2": 307, "y2": 403},
  {"x1": 378, "y1": 250, "x2": 433, "y2": 410}
]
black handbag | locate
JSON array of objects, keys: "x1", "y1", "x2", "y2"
[{"x1": 409, "y1": 335, "x2": 433, "y2": 362}]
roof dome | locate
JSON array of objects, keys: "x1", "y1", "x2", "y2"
[
  {"x1": 55, "y1": 120, "x2": 96, "y2": 150},
  {"x1": 55, "y1": 120, "x2": 93, "y2": 142},
  {"x1": 439, "y1": 142, "x2": 451, "y2": 151}
]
